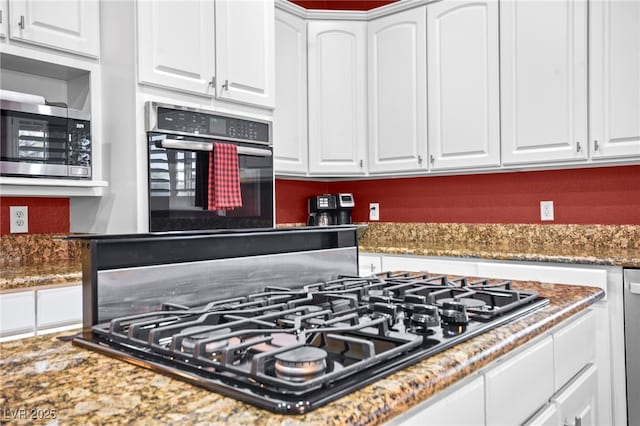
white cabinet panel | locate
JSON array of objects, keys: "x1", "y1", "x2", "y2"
[
  {"x1": 359, "y1": 254, "x2": 382, "y2": 277},
  {"x1": 8, "y1": 0, "x2": 99, "y2": 57},
  {"x1": 554, "y1": 310, "x2": 595, "y2": 391},
  {"x1": 500, "y1": 0, "x2": 588, "y2": 164},
  {"x1": 137, "y1": 0, "x2": 216, "y2": 96},
  {"x1": 427, "y1": 0, "x2": 500, "y2": 170},
  {"x1": 381, "y1": 255, "x2": 477, "y2": 276},
  {"x1": 0, "y1": 0, "x2": 7, "y2": 38},
  {"x1": 368, "y1": 7, "x2": 427, "y2": 173},
  {"x1": 390, "y1": 376, "x2": 484, "y2": 426},
  {"x1": 37, "y1": 286, "x2": 82, "y2": 329},
  {"x1": 590, "y1": 0, "x2": 640, "y2": 159},
  {"x1": 552, "y1": 364, "x2": 598, "y2": 426},
  {"x1": 0, "y1": 291, "x2": 35, "y2": 337},
  {"x1": 274, "y1": 9, "x2": 308, "y2": 175},
  {"x1": 308, "y1": 21, "x2": 367, "y2": 175},
  {"x1": 215, "y1": 0, "x2": 275, "y2": 108},
  {"x1": 485, "y1": 336, "x2": 554, "y2": 426},
  {"x1": 524, "y1": 403, "x2": 560, "y2": 426}
]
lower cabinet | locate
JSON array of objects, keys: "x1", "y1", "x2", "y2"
[{"x1": 0, "y1": 284, "x2": 82, "y2": 340}]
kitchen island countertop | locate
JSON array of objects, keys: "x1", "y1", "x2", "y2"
[{"x1": 1, "y1": 280, "x2": 602, "y2": 425}]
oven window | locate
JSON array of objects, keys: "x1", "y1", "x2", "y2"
[
  {"x1": 1, "y1": 111, "x2": 67, "y2": 164},
  {"x1": 148, "y1": 137, "x2": 273, "y2": 231}
]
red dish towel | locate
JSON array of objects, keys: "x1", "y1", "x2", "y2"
[{"x1": 208, "y1": 142, "x2": 243, "y2": 210}]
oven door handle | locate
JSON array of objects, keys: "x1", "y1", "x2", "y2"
[{"x1": 159, "y1": 138, "x2": 272, "y2": 157}]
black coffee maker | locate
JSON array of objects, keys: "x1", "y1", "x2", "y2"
[
  {"x1": 307, "y1": 194, "x2": 337, "y2": 226},
  {"x1": 335, "y1": 193, "x2": 355, "y2": 224}
]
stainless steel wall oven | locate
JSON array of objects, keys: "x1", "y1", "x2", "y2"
[{"x1": 146, "y1": 102, "x2": 273, "y2": 232}]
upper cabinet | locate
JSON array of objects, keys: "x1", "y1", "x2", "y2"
[
  {"x1": 500, "y1": 0, "x2": 588, "y2": 165},
  {"x1": 216, "y1": 0, "x2": 275, "y2": 108},
  {"x1": 367, "y1": 8, "x2": 427, "y2": 174},
  {"x1": 137, "y1": 0, "x2": 216, "y2": 96},
  {"x1": 0, "y1": 0, "x2": 7, "y2": 38},
  {"x1": 273, "y1": 9, "x2": 308, "y2": 175},
  {"x1": 8, "y1": 0, "x2": 100, "y2": 57},
  {"x1": 589, "y1": 0, "x2": 640, "y2": 160},
  {"x1": 136, "y1": 0, "x2": 274, "y2": 109},
  {"x1": 307, "y1": 21, "x2": 367, "y2": 175},
  {"x1": 426, "y1": 0, "x2": 500, "y2": 170}
]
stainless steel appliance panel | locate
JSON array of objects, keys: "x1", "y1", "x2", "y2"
[
  {"x1": 624, "y1": 268, "x2": 640, "y2": 426},
  {"x1": 95, "y1": 247, "x2": 357, "y2": 322}
]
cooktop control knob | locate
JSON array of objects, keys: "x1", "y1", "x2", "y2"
[
  {"x1": 441, "y1": 301, "x2": 469, "y2": 325},
  {"x1": 410, "y1": 304, "x2": 440, "y2": 328}
]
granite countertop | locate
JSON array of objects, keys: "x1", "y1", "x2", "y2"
[
  {"x1": 359, "y1": 241, "x2": 640, "y2": 268},
  {"x1": 0, "y1": 260, "x2": 82, "y2": 292},
  {"x1": 0, "y1": 281, "x2": 603, "y2": 425}
]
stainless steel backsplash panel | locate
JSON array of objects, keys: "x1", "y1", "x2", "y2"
[{"x1": 95, "y1": 247, "x2": 357, "y2": 323}]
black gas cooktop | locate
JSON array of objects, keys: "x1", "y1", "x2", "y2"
[{"x1": 73, "y1": 272, "x2": 549, "y2": 414}]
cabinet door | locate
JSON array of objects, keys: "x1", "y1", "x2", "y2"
[
  {"x1": 274, "y1": 9, "x2": 308, "y2": 175},
  {"x1": 590, "y1": 0, "x2": 640, "y2": 159},
  {"x1": 8, "y1": 0, "x2": 99, "y2": 57},
  {"x1": 485, "y1": 336, "x2": 554, "y2": 425},
  {"x1": 137, "y1": 0, "x2": 215, "y2": 96},
  {"x1": 427, "y1": 0, "x2": 500, "y2": 170},
  {"x1": 0, "y1": 0, "x2": 7, "y2": 38},
  {"x1": 368, "y1": 8, "x2": 427, "y2": 174},
  {"x1": 389, "y1": 376, "x2": 484, "y2": 426},
  {"x1": 500, "y1": 0, "x2": 588, "y2": 165},
  {"x1": 308, "y1": 21, "x2": 367, "y2": 175},
  {"x1": 215, "y1": 0, "x2": 275, "y2": 108},
  {"x1": 552, "y1": 364, "x2": 598, "y2": 426},
  {"x1": 37, "y1": 286, "x2": 82, "y2": 330},
  {"x1": 0, "y1": 291, "x2": 35, "y2": 337}
]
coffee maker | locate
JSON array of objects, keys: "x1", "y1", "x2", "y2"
[
  {"x1": 307, "y1": 194, "x2": 337, "y2": 226},
  {"x1": 335, "y1": 193, "x2": 355, "y2": 224},
  {"x1": 307, "y1": 193, "x2": 355, "y2": 226}
]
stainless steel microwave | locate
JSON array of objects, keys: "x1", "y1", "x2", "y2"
[
  {"x1": 146, "y1": 102, "x2": 273, "y2": 232},
  {"x1": 0, "y1": 100, "x2": 91, "y2": 179}
]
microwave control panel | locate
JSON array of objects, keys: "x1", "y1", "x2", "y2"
[{"x1": 156, "y1": 107, "x2": 270, "y2": 143}]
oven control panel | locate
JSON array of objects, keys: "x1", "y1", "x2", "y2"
[{"x1": 153, "y1": 105, "x2": 270, "y2": 143}]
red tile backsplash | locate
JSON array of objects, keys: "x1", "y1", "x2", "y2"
[
  {"x1": 0, "y1": 197, "x2": 70, "y2": 235},
  {"x1": 276, "y1": 165, "x2": 640, "y2": 225}
]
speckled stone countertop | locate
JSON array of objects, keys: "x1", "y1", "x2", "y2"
[
  {"x1": 359, "y1": 223, "x2": 640, "y2": 268},
  {"x1": 0, "y1": 260, "x2": 82, "y2": 292},
  {"x1": 0, "y1": 281, "x2": 603, "y2": 425}
]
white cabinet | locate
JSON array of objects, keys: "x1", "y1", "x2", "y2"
[
  {"x1": 589, "y1": 0, "x2": 640, "y2": 160},
  {"x1": 308, "y1": 21, "x2": 367, "y2": 175},
  {"x1": 359, "y1": 253, "x2": 382, "y2": 276},
  {"x1": 137, "y1": 0, "x2": 216, "y2": 96},
  {"x1": 215, "y1": 0, "x2": 275, "y2": 108},
  {"x1": 485, "y1": 336, "x2": 555, "y2": 425},
  {"x1": 0, "y1": 0, "x2": 7, "y2": 38},
  {"x1": 8, "y1": 0, "x2": 99, "y2": 57},
  {"x1": 0, "y1": 291, "x2": 35, "y2": 338},
  {"x1": 389, "y1": 376, "x2": 484, "y2": 426},
  {"x1": 552, "y1": 364, "x2": 598, "y2": 426},
  {"x1": 426, "y1": 0, "x2": 500, "y2": 170},
  {"x1": 274, "y1": 9, "x2": 308, "y2": 175},
  {"x1": 367, "y1": 8, "x2": 427, "y2": 174},
  {"x1": 36, "y1": 286, "x2": 82, "y2": 330},
  {"x1": 500, "y1": 0, "x2": 588, "y2": 165}
]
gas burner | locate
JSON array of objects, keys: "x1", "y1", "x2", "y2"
[
  {"x1": 274, "y1": 346, "x2": 328, "y2": 382},
  {"x1": 440, "y1": 297, "x2": 487, "y2": 309},
  {"x1": 179, "y1": 326, "x2": 231, "y2": 354}
]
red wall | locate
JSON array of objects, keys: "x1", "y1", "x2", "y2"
[
  {"x1": 0, "y1": 197, "x2": 70, "y2": 235},
  {"x1": 290, "y1": 0, "x2": 398, "y2": 10},
  {"x1": 276, "y1": 165, "x2": 640, "y2": 225}
]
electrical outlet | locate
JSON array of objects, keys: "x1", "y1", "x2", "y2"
[
  {"x1": 369, "y1": 203, "x2": 380, "y2": 221},
  {"x1": 10, "y1": 206, "x2": 28, "y2": 233},
  {"x1": 540, "y1": 201, "x2": 554, "y2": 221}
]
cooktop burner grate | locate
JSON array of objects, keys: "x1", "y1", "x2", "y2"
[{"x1": 74, "y1": 271, "x2": 549, "y2": 414}]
